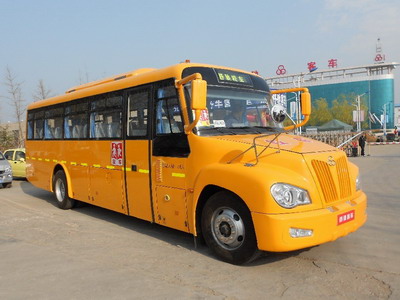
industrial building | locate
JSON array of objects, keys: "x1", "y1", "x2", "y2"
[{"x1": 266, "y1": 62, "x2": 398, "y2": 129}]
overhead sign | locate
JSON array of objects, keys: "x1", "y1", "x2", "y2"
[{"x1": 215, "y1": 69, "x2": 253, "y2": 86}]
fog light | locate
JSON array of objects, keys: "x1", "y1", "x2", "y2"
[{"x1": 289, "y1": 228, "x2": 313, "y2": 238}]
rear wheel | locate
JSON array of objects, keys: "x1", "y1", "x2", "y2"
[
  {"x1": 53, "y1": 170, "x2": 75, "y2": 209},
  {"x1": 201, "y1": 191, "x2": 259, "y2": 264}
]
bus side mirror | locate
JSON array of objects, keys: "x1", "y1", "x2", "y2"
[
  {"x1": 191, "y1": 79, "x2": 207, "y2": 110},
  {"x1": 301, "y1": 92, "x2": 311, "y2": 116},
  {"x1": 175, "y1": 73, "x2": 208, "y2": 134}
]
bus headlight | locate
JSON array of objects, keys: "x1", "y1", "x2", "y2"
[
  {"x1": 356, "y1": 175, "x2": 361, "y2": 191},
  {"x1": 270, "y1": 183, "x2": 311, "y2": 209}
]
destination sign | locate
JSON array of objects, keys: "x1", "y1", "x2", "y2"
[{"x1": 215, "y1": 69, "x2": 253, "y2": 86}]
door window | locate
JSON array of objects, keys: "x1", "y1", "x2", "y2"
[
  {"x1": 4, "y1": 150, "x2": 14, "y2": 161},
  {"x1": 15, "y1": 151, "x2": 25, "y2": 161},
  {"x1": 127, "y1": 88, "x2": 150, "y2": 138},
  {"x1": 153, "y1": 84, "x2": 189, "y2": 157},
  {"x1": 155, "y1": 86, "x2": 183, "y2": 134}
]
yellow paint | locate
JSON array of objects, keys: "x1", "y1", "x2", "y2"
[{"x1": 172, "y1": 173, "x2": 185, "y2": 178}]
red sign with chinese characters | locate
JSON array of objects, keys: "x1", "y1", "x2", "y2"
[
  {"x1": 111, "y1": 141, "x2": 123, "y2": 166},
  {"x1": 328, "y1": 59, "x2": 338, "y2": 68},
  {"x1": 337, "y1": 210, "x2": 355, "y2": 225},
  {"x1": 307, "y1": 62, "x2": 317, "y2": 72}
]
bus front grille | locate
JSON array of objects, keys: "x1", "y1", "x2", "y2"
[{"x1": 311, "y1": 156, "x2": 352, "y2": 204}]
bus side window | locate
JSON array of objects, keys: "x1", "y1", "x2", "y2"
[
  {"x1": 65, "y1": 102, "x2": 88, "y2": 139},
  {"x1": 34, "y1": 111, "x2": 44, "y2": 140},
  {"x1": 90, "y1": 94, "x2": 122, "y2": 139},
  {"x1": 27, "y1": 112, "x2": 34, "y2": 140},
  {"x1": 45, "y1": 107, "x2": 63, "y2": 140},
  {"x1": 127, "y1": 89, "x2": 149, "y2": 138}
]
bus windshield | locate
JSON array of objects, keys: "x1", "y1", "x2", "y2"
[{"x1": 195, "y1": 86, "x2": 278, "y2": 136}]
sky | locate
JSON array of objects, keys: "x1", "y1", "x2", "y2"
[{"x1": 1, "y1": 0, "x2": 399, "y2": 122}]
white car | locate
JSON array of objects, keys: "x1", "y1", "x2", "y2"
[{"x1": 0, "y1": 151, "x2": 13, "y2": 188}]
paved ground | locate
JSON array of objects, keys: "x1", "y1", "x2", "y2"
[{"x1": 0, "y1": 145, "x2": 399, "y2": 299}]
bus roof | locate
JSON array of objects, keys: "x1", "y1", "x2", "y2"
[{"x1": 27, "y1": 62, "x2": 259, "y2": 110}]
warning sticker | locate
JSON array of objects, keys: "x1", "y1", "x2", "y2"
[
  {"x1": 111, "y1": 141, "x2": 123, "y2": 166},
  {"x1": 337, "y1": 210, "x2": 355, "y2": 225},
  {"x1": 198, "y1": 109, "x2": 210, "y2": 127}
]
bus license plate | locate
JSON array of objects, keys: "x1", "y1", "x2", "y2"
[{"x1": 337, "y1": 210, "x2": 355, "y2": 225}]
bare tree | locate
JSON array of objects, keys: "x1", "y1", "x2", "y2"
[
  {"x1": 0, "y1": 124, "x2": 16, "y2": 151},
  {"x1": 78, "y1": 68, "x2": 90, "y2": 85},
  {"x1": 3, "y1": 67, "x2": 25, "y2": 146},
  {"x1": 33, "y1": 79, "x2": 52, "y2": 101}
]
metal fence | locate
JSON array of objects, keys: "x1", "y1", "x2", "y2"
[{"x1": 302, "y1": 131, "x2": 355, "y2": 148}]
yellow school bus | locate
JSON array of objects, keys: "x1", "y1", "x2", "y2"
[{"x1": 26, "y1": 62, "x2": 367, "y2": 264}]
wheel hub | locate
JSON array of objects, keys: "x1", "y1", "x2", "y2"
[
  {"x1": 55, "y1": 178, "x2": 65, "y2": 203},
  {"x1": 211, "y1": 207, "x2": 245, "y2": 250},
  {"x1": 219, "y1": 222, "x2": 231, "y2": 237}
]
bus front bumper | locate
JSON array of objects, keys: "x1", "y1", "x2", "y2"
[{"x1": 252, "y1": 192, "x2": 367, "y2": 252}]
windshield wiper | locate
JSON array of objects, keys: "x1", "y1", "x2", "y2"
[
  {"x1": 225, "y1": 126, "x2": 284, "y2": 134},
  {"x1": 198, "y1": 127, "x2": 237, "y2": 135},
  {"x1": 227, "y1": 132, "x2": 283, "y2": 165},
  {"x1": 253, "y1": 126, "x2": 283, "y2": 133},
  {"x1": 224, "y1": 126, "x2": 264, "y2": 134}
]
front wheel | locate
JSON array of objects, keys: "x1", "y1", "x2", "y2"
[
  {"x1": 53, "y1": 170, "x2": 75, "y2": 209},
  {"x1": 201, "y1": 191, "x2": 259, "y2": 264}
]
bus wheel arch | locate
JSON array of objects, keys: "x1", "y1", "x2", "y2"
[
  {"x1": 52, "y1": 166, "x2": 75, "y2": 210},
  {"x1": 195, "y1": 185, "x2": 224, "y2": 241},
  {"x1": 197, "y1": 187, "x2": 259, "y2": 264}
]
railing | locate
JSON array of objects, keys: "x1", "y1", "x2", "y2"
[
  {"x1": 302, "y1": 131, "x2": 356, "y2": 148},
  {"x1": 302, "y1": 131, "x2": 366, "y2": 157}
]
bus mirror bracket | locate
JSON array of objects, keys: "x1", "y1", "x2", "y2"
[
  {"x1": 176, "y1": 73, "x2": 207, "y2": 134},
  {"x1": 270, "y1": 88, "x2": 311, "y2": 131}
]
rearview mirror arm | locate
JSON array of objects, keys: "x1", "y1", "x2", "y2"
[
  {"x1": 175, "y1": 73, "x2": 205, "y2": 134},
  {"x1": 270, "y1": 87, "x2": 311, "y2": 131}
]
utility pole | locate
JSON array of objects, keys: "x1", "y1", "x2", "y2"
[
  {"x1": 382, "y1": 103, "x2": 387, "y2": 136},
  {"x1": 353, "y1": 92, "x2": 368, "y2": 132},
  {"x1": 356, "y1": 95, "x2": 361, "y2": 132}
]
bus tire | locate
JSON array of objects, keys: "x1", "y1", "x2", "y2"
[
  {"x1": 201, "y1": 191, "x2": 259, "y2": 265},
  {"x1": 53, "y1": 170, "x2": 75, "y2": 210}
]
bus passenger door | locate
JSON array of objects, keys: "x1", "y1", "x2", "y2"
[
  {"x1": 151, "y1": 84, "x2": 190, "y2": 233},
  {"x1": 124, "y1": 87, "x2": 153, "y2": 222}
]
